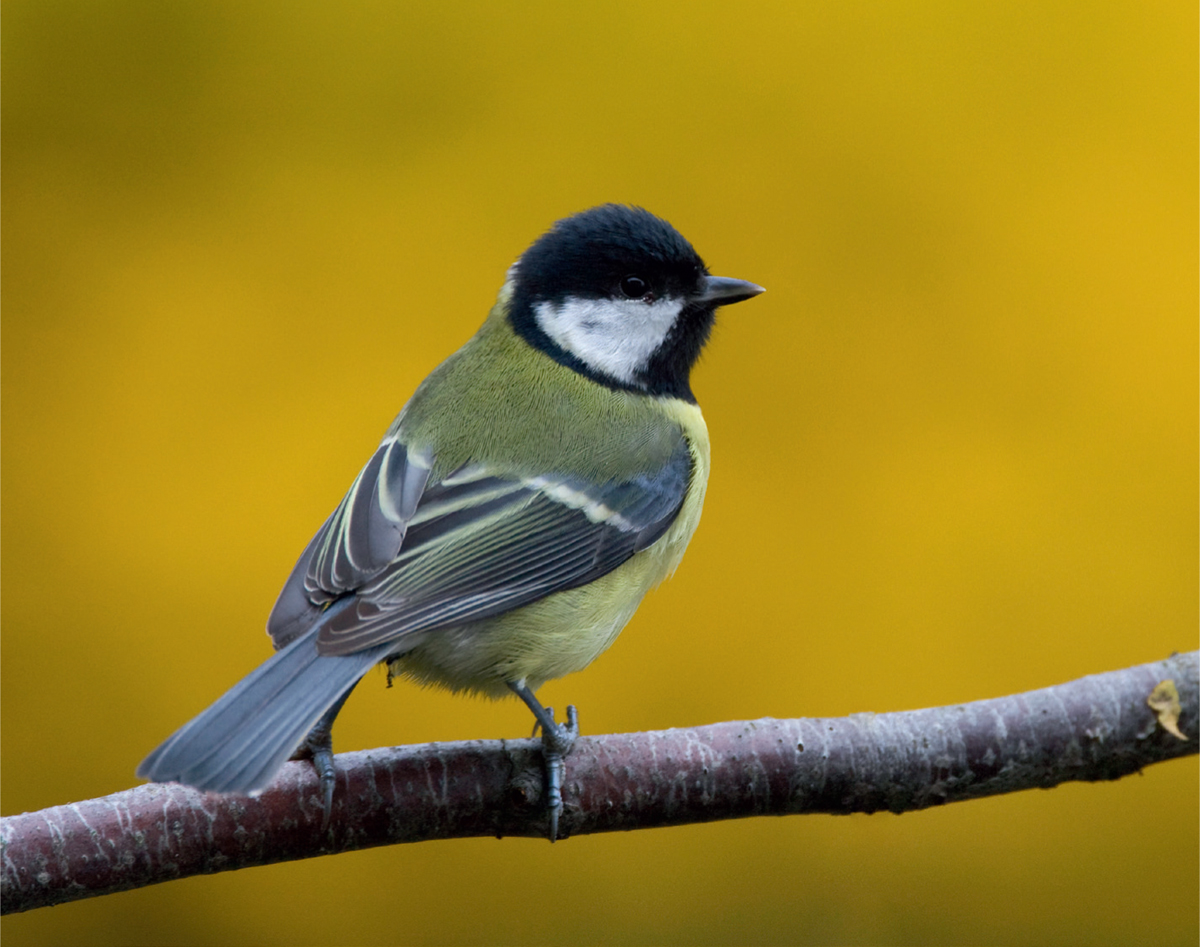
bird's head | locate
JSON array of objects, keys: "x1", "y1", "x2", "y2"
[{"x1": 507, "y1": 204, "x2": 763, "y2": 402}]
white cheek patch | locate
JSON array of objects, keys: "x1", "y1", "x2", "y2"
[{"x1": 534, "y1": 295, "x2": 684, "y2": 386}]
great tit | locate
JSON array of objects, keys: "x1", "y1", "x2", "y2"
[{"x1": 138, "y1": 204, "x2": 763, "y2": 839}]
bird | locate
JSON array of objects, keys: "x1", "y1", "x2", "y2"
[{"x1": 137, "y1": 204, "x2": 763, "y2": 840}]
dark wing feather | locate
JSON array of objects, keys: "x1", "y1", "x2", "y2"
[
  {"x1": 266, "y1": 438, "x2": 432, "y2": 648},
  {"x1": 313, "y1": 437, "x2": 695, "y2": 657},
  {"x1": 308, "y1": 437, "x2": 432, "y2": 592}
]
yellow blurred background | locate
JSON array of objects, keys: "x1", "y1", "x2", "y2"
[{"x1": 2, "y1": 2, "x2": 1195, "y2": 944}]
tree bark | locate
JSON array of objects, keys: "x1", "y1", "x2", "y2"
[{"x1": 3, "y1": 650, "x2": 1195, "y2": 915}]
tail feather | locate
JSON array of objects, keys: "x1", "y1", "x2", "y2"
[{"x1": 137, "y1": 627, "x2": 393, "y2": 795}]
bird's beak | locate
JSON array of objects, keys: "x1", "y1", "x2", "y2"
[{"x1": 694, "y1": 275, "x2": 765, "y2": 306}]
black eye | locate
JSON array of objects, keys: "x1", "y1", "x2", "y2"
[{"x1": 620, "y1": 275, "x2": 649, "y2": 299}]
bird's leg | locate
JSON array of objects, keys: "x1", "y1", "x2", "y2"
[
  {"x1": 294, "y1": 685, "x2": 356, "y2": 830},
  {"x1": 507, "y1": 680, "x2": 578, "y2": 842}
]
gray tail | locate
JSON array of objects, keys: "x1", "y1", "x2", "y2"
[{"x1": 137, "y1": 627, "x2": 393, "y2": 794}]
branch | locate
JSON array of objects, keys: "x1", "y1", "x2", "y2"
[{"x1": 3, "y1": 651, "x2": 1195, "y2": 914}]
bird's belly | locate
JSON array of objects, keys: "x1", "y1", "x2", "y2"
[
  {"x1": 393, "y1": 518, "x2": 702, "y2": 696},
  {"x1": 389, "y1": 546, "x2": 668, "y2": 698}
]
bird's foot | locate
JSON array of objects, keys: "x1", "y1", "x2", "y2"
[
  {"x1": 508, "y1": 681, "x2": 579, "y2": 842},
  {"x1": 538, "y1": 704, "x2": 578, "y2": 842},
  {"x1": 293, "y1": 689, "x2": 354, "y2": 831},
  {"x1": 296, "y1": 723, "x2": 337, "y2": 830}
]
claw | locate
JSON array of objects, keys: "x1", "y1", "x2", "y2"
[
  {"x1": 301, "y1": 726, "x2": 337, "y2": 830},
  {"x1": 508, "y1": 682, "x2": 580, "y2": 841},
  {"x1": 294, "y1": 686, "x2": 355, "y2": 831},
  {"x1": 540, "y1": 704, "x2": 578, "y2": 841}
]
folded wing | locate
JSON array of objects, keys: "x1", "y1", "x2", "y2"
[{"x1": 268, "y1": 434, "x2": 694, "y2": 658}]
